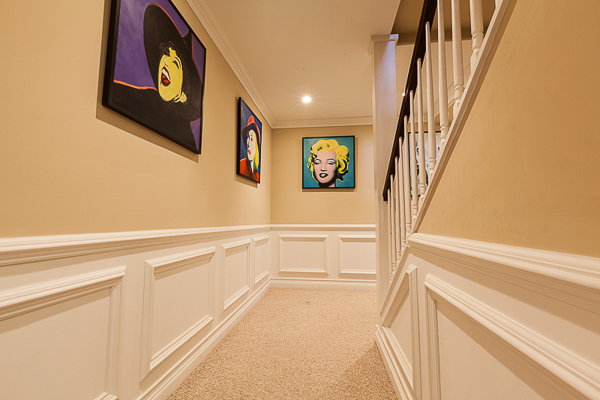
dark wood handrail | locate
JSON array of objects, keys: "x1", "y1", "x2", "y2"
[{"x1": 382, "y1": 0, "x2": 438, "y2": 201}]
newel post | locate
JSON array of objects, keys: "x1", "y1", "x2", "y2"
[{"x1": 371, "y1": 34, "x2": 398, "y2": 314}]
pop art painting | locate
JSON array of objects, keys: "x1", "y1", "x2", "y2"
[
  {"x1": 103, "y1": 0, "x2": 206, "y2": 153},
  {"x1": 302, "y1": 136, "x2": 355, "y2": 189},
  {"x1": 237, "y1": 98, "x2": 262, "y2": 183}
]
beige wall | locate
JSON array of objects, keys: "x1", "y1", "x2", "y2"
[
  {"x1": 419, "y1": 0, "x2": 600, "y2": 257},
  {"x1": 271, "y1": 126, "x2": 376, "y2": 224},
  {"x1": 0, "y1": 0, "x2": 272, "y2": 237}
]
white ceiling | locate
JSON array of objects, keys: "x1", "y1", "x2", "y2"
[{"x1": 187, "y1": 0, "x2": 401, "y2": 129}]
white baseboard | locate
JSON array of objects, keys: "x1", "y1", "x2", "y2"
[{"x1": 270, "y1": 277, "x2": 376, "y2": 291}]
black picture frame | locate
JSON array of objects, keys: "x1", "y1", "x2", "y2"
[
  {"x1": 237, "y1": 98, "x2": 262, "y2": 183},
  {"x1": 103, "y1": 0, "x2": 206, "y2": 154},
  {"x1": 302, "y1": 136, "x2": 356, "y2": 189}
]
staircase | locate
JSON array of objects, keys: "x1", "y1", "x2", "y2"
[{"x1": 373, "y1": 0, "x2": 600, "y2": 398}]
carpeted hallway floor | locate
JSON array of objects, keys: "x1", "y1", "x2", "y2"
[{"x1": 168, "y1": 288, "x2": 397, "y2": 399}]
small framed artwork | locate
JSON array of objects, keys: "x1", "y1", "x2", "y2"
[
  {"x1": 103, "y1": 0, "x2": 206, "y2": 154},
  {"x1": 302, "y1": 136, "x2": 355, "y2": 189},
  {"x1": 237, "y1": 98, "x2": 262, "y2": 183}
]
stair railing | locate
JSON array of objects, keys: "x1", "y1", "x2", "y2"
[{"x1": 385, "y1": 0, "x2": 504, "y2": 282}]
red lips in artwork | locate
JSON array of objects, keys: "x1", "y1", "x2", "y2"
[{"x1": 161, "y1": 66, "x2": 171, "y2": 87}]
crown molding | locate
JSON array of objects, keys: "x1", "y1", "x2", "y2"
[
  {"x1": 273, "y1": 116, "x2": 373, "y2": 130},
  {"x1": 186, "y1": 0, "x2": 275, "y2": 127}
]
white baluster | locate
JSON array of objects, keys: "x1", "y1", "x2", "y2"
[
  {"x1": 451, "y1": 0, "x2": 465, "y2": 116},
  {"x1": 389, "y1": 176, "x2": 396, "y2": 270},
  {"x1": 402, "y1": 116, "x2": 412, "y2": 235},
  {"x1": 387, "y1": 188, "x2": 393, "y2": 281},
  {"x1": 396, "y1": 156, "x2": 406, "y2": 253},
  {"x1": 409, "y1": 91, "x2": 418, "y2": 222},
  {"x1": 438, "y1": 0, "x2": 450, "y2": 149},
  {"x1": 425, "y1": 22, "x2": 437, "y2": 176},
  {"x1": 469, "y1": 0, "x2": 484, "y2": 68},
  {"x1": 417, "y1": 58, "x2": 427, "y2": 204}
]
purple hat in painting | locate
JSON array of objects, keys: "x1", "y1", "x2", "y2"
[{"x1": 143, "y1": 4, "x2": 202, "y2": 120}]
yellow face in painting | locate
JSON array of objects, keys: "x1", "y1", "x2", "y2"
[{"x1": 158, "y1": 47, "x2": 187, "y2": 103}]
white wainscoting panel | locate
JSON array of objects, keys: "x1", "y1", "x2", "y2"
[
  {"x1": 220, "y1": 240, "x2": 251, "y2": 314},
  {"x1": 0, "y1": 267, "x2": 124, "y2": 400},
  {"x1": 377, "y1": 232, "x2": 600, "y2": 400},
  {"x1": 0, "y1": 224, "x2": 376, "y2": 400},
  {"x1": 253, "y1": 235, "x2": 270, "y2": 287},
  {"x1": 141, "y1": 248, "x2": 216, "y2": 380},
  {"x1": 425, "y1": 274, "x2": 600, "y2": 400},
  {"x1": 338, "y1": 234, "x2": 377, "y2": 277},
  {"x1": 278, "y1": 234, "x2": 329, "y2": 276},
  {"x1": 378, "y1": 265, "x2": 421, "y2": 399}
]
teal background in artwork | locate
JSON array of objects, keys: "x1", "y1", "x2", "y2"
[{"x1": 302, "y1": 136, "x2": 355, "y2": 188}]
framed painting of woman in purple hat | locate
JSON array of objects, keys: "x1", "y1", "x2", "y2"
[
  {"x1": 103, "y1": 0, "x2": 206, "y2": 154},
  {"x1": 237, "y1": 98, "x2": 262, "y2": 183}
]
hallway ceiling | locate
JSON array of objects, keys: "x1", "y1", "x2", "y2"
[{"x1": 187, "y1": 0, "x2": 401, "y2": 129}]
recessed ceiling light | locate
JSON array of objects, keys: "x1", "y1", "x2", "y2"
[{"x1": 302, "y1": 96, "x2": 312, "y2": 103}]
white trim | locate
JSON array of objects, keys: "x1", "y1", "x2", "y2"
[
  {"x1": 425, "y1": 274, "x2": 600, "y2": 400},
  {"x1": 0, "y1": 266, "x2": 125, "y2": 321},
  {"x1": 140, "y1": 248, "x2": 216, "y2": 380},
  {"x1": 0, "y1": 267, "x2": 125, "y2": 399},
  {"x1": 139, "y1": 279, "x2": 271, "y2": 400},
  {"x1": 375, "y1": 324, "x2": 416, "y2": 400},
  {"x1": 254, "y1": 270, "x2": 270, "y2": 286},
  {"x1": 273, "y1": 116, "x2": 373, "y2": 129},
  {"x1": 0, "y1": 225, "x2": 269, "y2": 268},
  {"x1": 338, "y1": 234, "x2": 377, "y2": 277},
  {"x1": 409, "y1": 233, "x2": 600, "y2": 314},
  {"x1": 253, "y1": 234, "x2": 270, "y2": 244},
  {"x1": 94, "y1": 393, "x2": 118, "y2": 400},
  {"x1": 252, "y1": 235, "x2": 270, "y2": 287},
  {"x1": 271, "y1": 224, "x2": 375, "y2": 231},
  {"x1": 220, "y1": 240, "x2": 252, "y2": 315},
  {"x1": 380, "y1": 265, "x2": 422, "y2": 397},
  {"x1": 221, "y1": 239, "x2": 253, "y2": 252},
  {"x1": 278, "y1": 234, "x2": 329, "y2": 276},
  {"x1": 223, "y1": 286, "x2": 250, "y2": 311},
  {"x1": 270, "y1": 277, "x2": 375, "y2": 291},
  {"x1": 185, "y1": 0, "x2": 275, "y2": 127}
]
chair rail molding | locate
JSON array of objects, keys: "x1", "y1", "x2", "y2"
[{"x1": 409, "y1": 233, "x2": 600, "y2": 315}]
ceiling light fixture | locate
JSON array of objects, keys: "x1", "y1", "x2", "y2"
[{"x1": 302, "y1": 96, "x2": 312, "y2": 103}]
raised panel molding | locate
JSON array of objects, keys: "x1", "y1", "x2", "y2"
[
  {"x1": 410, "y1": 233, "x2": 600, "y2": 315},
  {"x1": 0, "y1": 266, "x2": 125, "y2": 399},
  {"x1": 278, "y1": 234, "x2": 329, "y2": 275},
  {"x1": 376, "y1": 325, "x2": 418, "y2": 400},
  {"x1": 220, "y1": 240, "x2": 252, "y2": 314},
  {"x1": 424, "y1": 274, "x2": 600, "y2": 400},
  {"x1": 95, "y1": 393, "x2": 118, "y2": 400},
  {"x1": 338, "y1": 234, "x2": 377, "y2": 277},
  {"x1": 379, "y1": 265, "x2": 421, "y2": 398},
  {"x1": 253, "y1": 235, "x2": 270, "y2": 287},
  {"x1": 141, "y1": 248, "x2": 216, "y2": 380}
]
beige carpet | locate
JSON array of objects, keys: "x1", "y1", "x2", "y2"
[{"x1": 168, "y1": 288, "x2": 397, "y2": 399}]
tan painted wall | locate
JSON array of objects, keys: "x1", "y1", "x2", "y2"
[
  {"x1": 0, "y1": 0, "x2": 271, "y2": 237},
  {"x1": 419, "y1": 0, "x2": 600, "y2": 257},
  {"x1": 271, "y1": 126, "x2": 376, "y2": 224}
]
